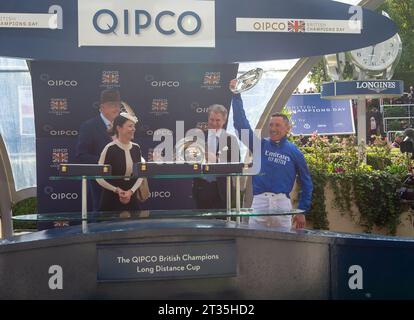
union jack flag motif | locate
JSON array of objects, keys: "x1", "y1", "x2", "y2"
[
  {"x1": 52, "y1": 150, "x2": 68, "y2": 163},
  {"x1": 102, "y1": 71, "x2": 120, "y2": 85},
  {"x1": 152, "y1": 99, "x2": 168, "y2": 112},
  {"x1": 196, "y1": 122, "x2": 209, "y2": 131},
  {"x1": 50, "y1": 98, "x2": 67, "y2": 111},
  {"x1": 203, "y1": 72, "x2": 221, "y2": 85},
  {"x1": 288, "y1": 20, "x2": 306, "y2": 33}
]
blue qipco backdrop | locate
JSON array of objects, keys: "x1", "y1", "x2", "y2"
[
  {"x1": 30, "y1": 61, "x2": 238, "y2": 217},
  {"x1": 285, "y1": 93, "x2": 355, "y2": 136}
]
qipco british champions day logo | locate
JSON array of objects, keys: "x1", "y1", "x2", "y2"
[{"x1": 78, "y1": 0, "x2": 215, "y2": 48}]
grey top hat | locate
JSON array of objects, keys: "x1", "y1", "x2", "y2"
[{"x1": 100, "y1": 89, "x2": 121, "y2": 104}]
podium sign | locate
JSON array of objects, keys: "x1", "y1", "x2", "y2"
[{"x1": 97, "y1": 240, "x2": 237, "y2": 281}]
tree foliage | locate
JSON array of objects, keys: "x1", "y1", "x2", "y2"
[
  {"x1": 379, "y1": 0, "x2": 414, "y2": 73},
  {"x1": 308, "y1": 60, "x2": 330, "y2": 92}
]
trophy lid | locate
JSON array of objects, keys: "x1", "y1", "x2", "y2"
[{"x1": 231, "y1": 68, "x2": 264, "y2": 94}]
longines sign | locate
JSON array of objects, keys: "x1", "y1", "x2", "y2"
[
  {"x1": 78, "y1": 0, "x2": 215, "y2": 47},
  {"x1": 321, "y1": 80, "x2": 404, "y2": 99}
]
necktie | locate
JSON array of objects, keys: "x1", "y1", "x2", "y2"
[
  {"x1": 108, "y1": 123, "x2": 116, "y2": 141},
  {"x1": 215, "y1": 136, "x2": 220, "y2": 162}
]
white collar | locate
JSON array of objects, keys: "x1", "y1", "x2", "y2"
[
  {"x1": 100, "y1": 113, "x2": 112, "y2": 128},
  {"x1": 115, "y1": 139, "x2": 132, "y2": 151},
  {"x1": 208, "y1": 129, "x2": 224, "y2": 139}
]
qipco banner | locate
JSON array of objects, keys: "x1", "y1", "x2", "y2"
[
  {"x1": 30, "y1": 61, "x2": 238, "y2": 218},
  {"x1": 0, "y1": 0, "x2": 398, "y2": 63},
  {"x1": 285, "y1": 93, "x2": 355, "y2": 136}
]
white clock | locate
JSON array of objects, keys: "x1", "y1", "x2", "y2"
[
  {"x1": 324, "y1": 11, "x2": 402, "y2": 81},
  {"x1": 349, "y1": 32, "x2": 402, "y2": 79}
]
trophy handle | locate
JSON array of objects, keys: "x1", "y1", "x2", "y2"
[{"x1": 231, "y1": 68, "x2": 264, "y2": 94}]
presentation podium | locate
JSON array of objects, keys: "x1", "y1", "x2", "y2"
[
  {"x1": 50, "y1": 163, "x2": 264, "y2": 231},
  {"x1": 2, "y1": 164, "x2": 414, "y2": 299}
]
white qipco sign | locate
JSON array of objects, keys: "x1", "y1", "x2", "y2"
[{"x1": 78, "y1": 0, "x2": 215, "y2": 47}]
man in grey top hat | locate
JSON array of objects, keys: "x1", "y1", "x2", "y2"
[{"x1": 76, "y1": 89, "x2": 122, "y2": 211}]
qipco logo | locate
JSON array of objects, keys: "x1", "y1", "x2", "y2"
[
  {"x1": 191, "y1": 102, "x2": 209, "y2": 114},
  {"x1": 44, "y1": 186, "x2": 79, "y2": 201},
  {"x1": 93, "y1": 9, "x2": 202, "y2": 36},
  {"x1": 145, "y1": 75, "x2": 180, "y2": 88},
  {"x1": 43, "y1": 125, "x2": 78, "y2": 137},
  {"x1": 150, "y1": 191, "x2": 172, "y2": 199},
  {"x1": 147, "y1": 128, "x2": 173, "y2": 137},
  {"x1": 41, "y1": 74, "x2": 78, "y2": 87}
]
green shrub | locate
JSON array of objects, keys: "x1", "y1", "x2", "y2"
[
  {"x1": 291, "y1": 134, "x2": 406, "y2": 235},
  {"x1": 12, "y1": 197, "x2": 37, "y2": 231}
]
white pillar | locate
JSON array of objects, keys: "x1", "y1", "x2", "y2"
[{"x1": 357, "y1": 98, "x2": 367, "y2": 163}]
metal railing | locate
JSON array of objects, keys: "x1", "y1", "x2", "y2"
[{"x1": 381, "y1": 103, "x2": 414, "y2": 141}]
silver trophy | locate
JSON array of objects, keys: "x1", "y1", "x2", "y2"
[
  {"x1": 175, "y1": 137, "x2": 206, "y2": 163},
  {"x1": 231, "y1": 68, "x2": 264, "y2": 94}
]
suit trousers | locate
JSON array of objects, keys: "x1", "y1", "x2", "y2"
[{"x1": 193, "y1": 178, "x2": 226, "y2": 210}]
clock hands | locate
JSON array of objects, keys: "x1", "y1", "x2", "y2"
[{"x1": 370, "y1": 45, "x2": 376, "y2": 66}]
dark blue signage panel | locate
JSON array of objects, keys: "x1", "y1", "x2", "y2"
[
  {"x1": 321, "y1": 80, "x2": 404, "y2": 99},
  {"x1": 285, "y1": 94, "x2": 355, "y2": 136},
  {"x1": 0, "y1": 0, "x2": 397, "y2": 63},
  {"x1": 97, "y1": 240, "x2": 237, "y2": 281},
  {"x1": 30, "y1": 61, "x2": 238, "y2": 215},
  {"x1": 332, "y1": 241, "x2": 414, "y2": 299}
]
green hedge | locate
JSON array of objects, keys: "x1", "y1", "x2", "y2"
[{"x1": 12, "y1": 197, "x2": 37, "y2": 231}]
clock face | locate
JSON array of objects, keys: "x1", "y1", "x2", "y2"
[{"x1": 350, "y1": 34, "x2": 402, "y2": 71}]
